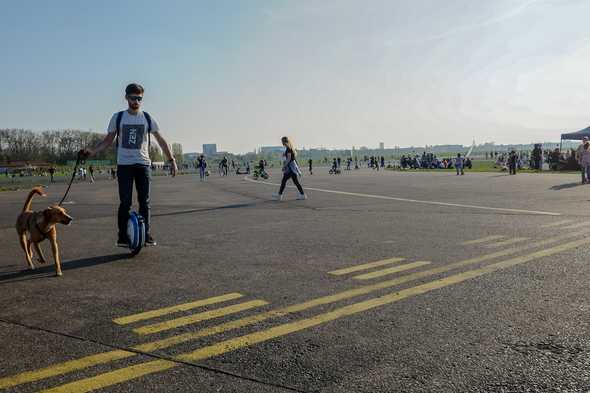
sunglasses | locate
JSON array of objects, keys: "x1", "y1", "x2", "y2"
[{"x1": 127, "y1": 95, "x2": 143, "y2": 102}]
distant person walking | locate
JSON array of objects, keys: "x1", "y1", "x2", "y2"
[
  {"x1": 580, "y1": 141, "x2": 590, "y2": 184},
  {"x1": 273, "y1": 136, "x2": 306, "y2": 201},
  {"x1": 219, "y1": 156, "x2": 228, "y2": 176},
  {"x1": 197, "y1": 155, "x2": 207, "y2": 181},
  {"x1": 308, "y1": 158, "x2": 313, "y2": 175},
  {"x1": 455, "y1": 153, "x2": 465, "y2": 175},
  {"x1": 577, "y1": 137, "x2": 588, "y2": 183},
  {"x1": 48, "y1": 166, "x2": 55, "y2": 183},
  {"x1": 88, "y1": 165, "x2": 95, "y2": 183},
  {"x1": 508, "y1": 150, "x2": 517, "y2": 175}
]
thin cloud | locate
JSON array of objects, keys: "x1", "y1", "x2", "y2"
[{"x1": 399, "y1": 0, "x2": 539, "y2": 45}]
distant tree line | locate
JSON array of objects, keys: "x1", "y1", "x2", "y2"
[{"x1": 0, "y1": 128, "x2": 164, "y2": 165}]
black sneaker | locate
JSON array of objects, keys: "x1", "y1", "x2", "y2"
[
  {"x1": 117, "y1": 235, "x2": 129, "y2": 248},
  {"x1": 145, "y1": 234, "x2": 157, "y2": 246}
]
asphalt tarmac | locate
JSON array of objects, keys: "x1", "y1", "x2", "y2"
[{"x1": 1, "y1": 168, "x2": 590, "y2": 392}]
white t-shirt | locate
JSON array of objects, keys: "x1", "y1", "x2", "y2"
[{"x1": 107, "y1": 110, "x2": 160, "y2": 165}]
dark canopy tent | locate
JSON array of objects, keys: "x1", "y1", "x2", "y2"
[
  {"x1": 560, "y1": 126, "x2": 590, "y2": 149},
  {"x1": 561, "y1": 126, "x2": 590, "y2": 141}
]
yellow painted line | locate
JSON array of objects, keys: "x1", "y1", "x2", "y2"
[
  {"x1": 562, "y1": 222, "x2": 586, "y2": 230},
  {"x1": 3, "y1": 229, "x2": 588, "y2": 391},
  {"x1": 40, "y1": 359, "x2": 177, "y2": 393},
  {"x1": 353, "y1": 261, "x2": 431, "y2": 280},
  {"x1": 133, "y1": 300, "x2": 269, "y2": 335},
  {"x1": 541, "y1": 219, "x2": 574, "y2": 228},
  {"x1": 461, "y1": 235, "x2": 505, "y2": 245},
  {"x1": 113, "y1": 292, "x2": 244, "y2": 325},
  {"x1": 41, "y1": 237, "x2": 589, "y2": 393},
  {"x1": 328, "y1": 258, "x2": 405, "y2": 276},
  {"x1": 484, "y1": 237, "x2": 529, "y2": 248},
  {"x1": 0, "y1": 350, "x2": 134, "y2": 390}
]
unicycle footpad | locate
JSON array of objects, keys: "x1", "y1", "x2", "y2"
[{"x1": 127, "y1": 212, "x2": 145, "y2": 256}]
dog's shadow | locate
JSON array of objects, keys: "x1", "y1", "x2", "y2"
[{"x1": 0, "y1": 253, "x2": 129, "y2": 284}]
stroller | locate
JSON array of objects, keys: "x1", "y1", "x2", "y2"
[
  {"x1": 253, "y1": 167, "x2": 269, "y2": 180},
  {"x1": 329, "y1": 161, "x2": 341, "y2": 175}
]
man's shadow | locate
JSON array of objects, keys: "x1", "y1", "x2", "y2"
[
  {"x1": 0, "y1": 253, "x2": 129, "y2": 284},
  {"x1": 550, "y1": 182, "x2": 583, "y2": 190}
]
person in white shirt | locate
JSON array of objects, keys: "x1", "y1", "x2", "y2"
[
  {"x1": 455, "y1": 153, "x2": 465, "y2": 176},
  {"x1": 576, "y1": 137, "x2": 588, "y2": 183},
  {"x1": 81, "y1": 83, "x2": 178, "y2": 247}
]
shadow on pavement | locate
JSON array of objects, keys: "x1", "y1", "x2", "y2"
[
  {"x1": 152, "y1": 202, "x2": 261, "y2": 218},
  {"x1": 550, "y1": 182, "x2": 583, "y2": 190},
  {"x1": 0, "y1": 253, "x2": 129, "y2": 284}
]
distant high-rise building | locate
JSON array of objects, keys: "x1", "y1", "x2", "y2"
[
  {"x1": 203, "y1": 144, "x2": 217, "y2": 156},
  {"x1": 379, "y1": 142, "x2": 385, "y2": 150}
]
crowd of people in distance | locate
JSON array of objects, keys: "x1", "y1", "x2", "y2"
[
  {"x1": 13, "y1": 141, "x2": 590, "y2": 187},
  {"x1": 327, "y1": 156, "x2": 386, "y2": 174},
  {"x1": 399, "y1": 152, "x2": 472, "y2": 171},
  {"x1": 492, "y1": 146, "x2": 584, "y2": 173},
  {"x1": 492, "y1": 151, "x2": 524, "y2": 173}
]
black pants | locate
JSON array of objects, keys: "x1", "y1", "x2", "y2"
[
  {"x1": 509, "y1": 163, "x2": 516, "y2": 175},
  {"x1": 279, "y1": 172, "x2": 304, "y2": 194},
  {"x1": 117, "y1": 164, "x2": 151, "y2": 238}
]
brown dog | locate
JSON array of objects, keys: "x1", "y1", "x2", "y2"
[{"x1": 15, "y1": 187, "x2": 72, "y2": 276}]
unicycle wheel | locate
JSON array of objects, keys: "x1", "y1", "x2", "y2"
[
  {"x1": 129, "y1": 245, "x2": 142, "y2": 257},
  {"x1": 127, "y1": 212, "x2": 146, "y2": 257}
]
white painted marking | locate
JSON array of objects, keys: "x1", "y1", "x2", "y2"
[
  {"x1": 562, "y1": 222, "x2": 586, "y2": 230},
  {"x1": 541, "y1": 219, "x2": 574, "y2": 228},
  {"x1": 244, "y1": 177, "x2": 561, "y2": 216}
]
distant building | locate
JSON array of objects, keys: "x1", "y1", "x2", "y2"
[
  {"x1": 184, "y1": 152, "x2": 199, "y2": 161},
  {"x1": 259, "y1": 146, "x2": 285, "y2": 154},
  {"x1": 379, "y1": 142, "x2": 384, "y2": 150},
  {"x1": 203, "y1": 144, "x2": 217, "y2": 156}
]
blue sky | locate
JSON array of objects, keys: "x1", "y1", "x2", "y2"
[{"x1": 1, "y1": 0, "x2": 590, "y2": 153}]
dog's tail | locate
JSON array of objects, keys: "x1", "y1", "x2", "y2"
[{"x1": 22, "y1": 186, "x2": 46, "y2": 213}]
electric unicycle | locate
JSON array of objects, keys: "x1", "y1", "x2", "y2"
[{"x1": 127, "y1": 211, "x2": 146, "y2": 257}]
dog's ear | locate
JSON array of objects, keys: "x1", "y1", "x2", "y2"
[{"x1": 43, "y1": 208, "x2": 52, "y2": 221}]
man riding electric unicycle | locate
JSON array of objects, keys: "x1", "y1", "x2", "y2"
[{"x1": 81, "y1": 83, "x2": 178, "y2": 255}]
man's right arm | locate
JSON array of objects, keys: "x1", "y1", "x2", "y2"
[{"x1": 83, "y1": 132, "x2": 116, "y2": 157}]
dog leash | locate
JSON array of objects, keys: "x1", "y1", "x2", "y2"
[{"x1": 58, "y1": 153, "x2": 84, "y2": 206}]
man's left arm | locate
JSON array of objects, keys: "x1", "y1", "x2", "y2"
[{"x1": 153, "y1": 131, "x2": 178, "y2": 177}]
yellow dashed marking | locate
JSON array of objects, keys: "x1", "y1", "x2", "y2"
[
  {"x1": 113, "y1": 293, "x2": 244, "y2": 325},
  {"x1": 353, "y1": 261, "x2": 431, "y2": 280},
  {"x1": 461, "y1": 235, "x2": 505, "y2": 245},
  {"x1": 133, "y1": 300, "x2": 269, "y2": 335},
  {"x1": 328, "y1": 258, "x2": 405, "y2": 275}
]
